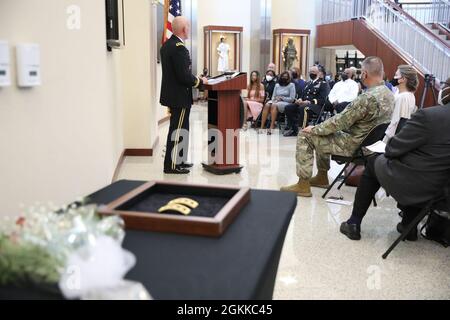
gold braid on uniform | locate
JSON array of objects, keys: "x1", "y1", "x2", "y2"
[
  {"x1": 302, "y1": 106, "x2": 309, "y2": 129},
  {"x1": 171, "y1": 108, "x2": 186, "y2": 170},
  {"x1": 194, "y1": 77, "x2": 200, "y2": 88}
]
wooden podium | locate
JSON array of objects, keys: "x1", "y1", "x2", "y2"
[{"x1": 202, "y1": 73, "x2": 247, "y2": 175}]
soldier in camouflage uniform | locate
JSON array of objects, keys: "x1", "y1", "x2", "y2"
[{"x1": 281, "y1": 57, "x2": 395, "y2": 197}]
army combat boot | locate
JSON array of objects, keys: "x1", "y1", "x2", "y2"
[
  {"x1": 309, "y1": 170, "x2": 330, "y2": 189},
  {"x1": 280, "y1": 179, "x2": 312, "y2": 197}
]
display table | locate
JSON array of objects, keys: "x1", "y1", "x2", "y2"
[{"x1": 0, "y1": 180, "x2": 297, "y2": 300}]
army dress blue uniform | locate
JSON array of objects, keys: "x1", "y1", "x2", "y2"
[
  {"x1": 284, "y1": 78, "x2": 330, "y2": 135},
  {"x1": 160, "y1": 35, "x2": 204, "y2": 173}
]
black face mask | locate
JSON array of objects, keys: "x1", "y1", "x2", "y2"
[
  {"x1": 341, "y1": 74, "x2": 349, "y2": 81},
  {"x1": 309, "y1": 73, "x2": 317, "y2": 81},
  {"x1": 280, "y1": 78, "x2": 289, "y2": 85},
  {"x1": 390, "y1": 78, "x2": 400, "y2": 87}
]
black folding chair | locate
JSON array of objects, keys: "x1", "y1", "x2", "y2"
[
  {"x1": 382, "y1": 180, "x2": 450, "y2": 259},
  {"x1": 322, "y1": 122, "x2": 390, "y2": 200},
  {"x1": 396, "y1": 117, "x2": 408, "y2": 134},
  {"x1": 313, "y1": 103, "x2": 327, "y2": 125}
]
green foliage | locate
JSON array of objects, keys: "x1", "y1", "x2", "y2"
[{"x1": 0, "y1": 235, "x2": 63, "y2": 286}]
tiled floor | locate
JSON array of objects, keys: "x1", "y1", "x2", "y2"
[{"x1": 117, "y1": 104, "x2": 450, "y2": 300}]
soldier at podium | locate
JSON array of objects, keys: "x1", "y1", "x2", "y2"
[{"x1": 160, "y1": 16, "x2": 208, "y2": 174}]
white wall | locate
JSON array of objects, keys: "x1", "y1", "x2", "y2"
[
  {"x1": 271, "y1": 0, "x2": 322, "y2": 67},
  {"x1": 120, "y1": 0, "x2": 158, "y2": 149},
  {"x1": 0, "y1": 0, "x2": 123, "y2": 216}
]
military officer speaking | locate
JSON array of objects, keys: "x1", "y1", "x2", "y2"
[
  {"x1": 160, "y1": 16, "x2": 208, "y2": 174},
  {"x1": 283, "y1": 65, "x2": 331, "y2": 137}
]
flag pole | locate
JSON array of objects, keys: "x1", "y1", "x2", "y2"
[{"x1": 162, "y1": 0, "x2": 169, "y2": 44}]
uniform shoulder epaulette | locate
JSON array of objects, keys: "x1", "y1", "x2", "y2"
[{"x1": 176, "y1": 42, "x2": 185, "y2": 47}]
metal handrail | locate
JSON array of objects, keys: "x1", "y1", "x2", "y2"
[
  {"x1": 321, "y1": 0, "x2": 450, "y2": 82},
  {"x1": 388, "y1": 1, "x2": 450, "y2": 48},
  {"x1": 401, "y1": 0, "x2": 450, "y2": 26}
]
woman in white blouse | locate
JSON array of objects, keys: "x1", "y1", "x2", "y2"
[{"x1": 384, "y1": 65, "x2": 419, "y2": 141}]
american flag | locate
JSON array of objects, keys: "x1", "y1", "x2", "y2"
[{"x1": 162, "y1": 0, "x2": 182, "y2": 43}]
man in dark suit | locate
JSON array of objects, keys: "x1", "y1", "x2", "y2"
[
  {"x1": 160, "y1": 16, "x2": 208, "y2": 174},
  {"x1": 283, "y1": 65, "x2": 330, "y2": 137},
  {"x1": 340, "y1": 82, "x2": 450, "y2": 241}
]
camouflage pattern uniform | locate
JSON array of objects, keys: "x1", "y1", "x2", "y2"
[{"x1": 296, "y1": 83, "x2": 395, "y2": 179}]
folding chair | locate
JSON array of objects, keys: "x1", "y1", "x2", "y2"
[
  {"x1": 396, "y1": 117, "x2": 408, "y2": 134},
  {"x1": 277, "y1": 112, "x2": 287, "y2": 131},
  {"x1": 382, "y1": 180, "x2": 450, "y2": 259},
  {"x1": 302, "y1": 103, "x2": 328, "y2": 127},
  {"x1": 314, "y1": 103, "x2": 327, "y2": 125},
  {"x1": 322, "y1": 122, "x2": 390, "y2": 200}
]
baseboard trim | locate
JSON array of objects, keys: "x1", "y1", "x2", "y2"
[
  {"x1": 112, "y1": 137, "x2": 160, "y2": 182},
  {"x1": 124, "y1": 149, "x2": 153, "y2": 157}
]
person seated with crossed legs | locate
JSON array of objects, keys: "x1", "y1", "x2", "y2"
[
  {"x1": 340, "y1": 81, "x2": 450, "y2": 240},
  {"x1": 280, "y1": 56, "x2": 395, "y2": 197},
  {"x1": 242, "y1": 71, "x2": 265, "y2": 130},
  {"x1": 260, "y1": 71, "x2": 296, "y2": 135},
  {"x1": 283, "y1": 65, "x2": 330, "y2": 137}
]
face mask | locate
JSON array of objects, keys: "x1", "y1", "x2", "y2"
[
  {"x1": 390, "y1": 78, "x2": 400, "y2": 87},
  {"x1": 280, "y1": 78, "x2": 289, "y2": 85},
  {"x1": 309, "y1": 73, "x2": 317, "y2": 81},
  {"x1": 341, "y1": 74, "x2": 349, "y2": 81},
  {"x1": 291, "y1": 72, "x2": 298, "y2": 79},
  {"x1": 266, "y1": 75, "x2": 273, "y2": 82},
  {"x1": 325, "y1": 75, "x2": 331, "y2": 81}
]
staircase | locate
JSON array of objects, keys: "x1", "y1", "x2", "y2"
[
  {"x1": 428, "y1": 23, "x2": 450, "y2": 47},
  {"x1": 321, "y1": 0, "x2": 450, "y2": 82},
  {"x1": 401, "y1": 0, "x2": 449, "y2": 28}
]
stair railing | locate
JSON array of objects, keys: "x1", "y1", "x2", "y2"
[{"x1": 321, "y1": 0, "x2": 450, "y2": 81}]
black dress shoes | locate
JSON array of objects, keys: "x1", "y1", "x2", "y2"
[
  {"x1": 164, "y1": 167, "x2": 190, "y2": 174},
  {"x1": 283, "y1": 130, "x2": 298, "y2": 137},
  {"x1": 340, "y1": 222, "x2": 361, "y2": 240},
  {"x1": 180, "y1": 162, "x2": 193, "y2": 168},
  {"x1": 396, "y1": 223, "x2": 418, "y2": 241}
]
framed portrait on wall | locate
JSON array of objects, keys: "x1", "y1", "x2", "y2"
[{"x1": 204, "y1": 26, "x2": 243, "y2": 77}]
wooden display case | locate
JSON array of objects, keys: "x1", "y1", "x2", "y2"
[
  {"x1": 98, "y1": 181, "x2": 251, "y2": 237},
  {"x1": 273, "y1": 29, "x2": 310, "y2": 77},
  {"x1": 204, "y1": 25, "x2": 243, "y2": 77}
]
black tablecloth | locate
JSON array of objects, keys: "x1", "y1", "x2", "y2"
[{"x1": 1, "y1": 180, "x2": 297, "y2": 300}]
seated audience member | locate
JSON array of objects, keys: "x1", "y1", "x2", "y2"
[
  {"x1": 340, "y1": 80, "x2": 450, "y2": 241},
  {"x1": 281, "y1": 56, "x2": 395, "y2": 197},
  {"x1": 242, "y1": 71, "x2": 265, "y2": 130},
  {"x1": 262, "y1": 69, "x2": 277, "y2": 101},
  {"x1": 260, "y1": 71, "x2": 296, "y2": 135},
  {"x1": 291, "y1": 67, "x2": 306, "y2": 97},
  {"x1": 267, "y1": 63, "x2": 278, "y2": 77},
  {"x1": 334, "y1": 73, "x2": 341, "y2": 83},
  {"x1": 283, "y1": 65, "x2": 330, "y2": 137},
  {"x1": 384, "y1": 65, "x2": 419, "y2": 141},
  {"x1": 326, "y1": 67, "x2": 359, "y2": 114},
  {"x1": 384, "y1": 73, "x2": 395, "y2": 92},
  {"x1": 325, "y1": 73, "x2": 335, "y2": 89}
]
